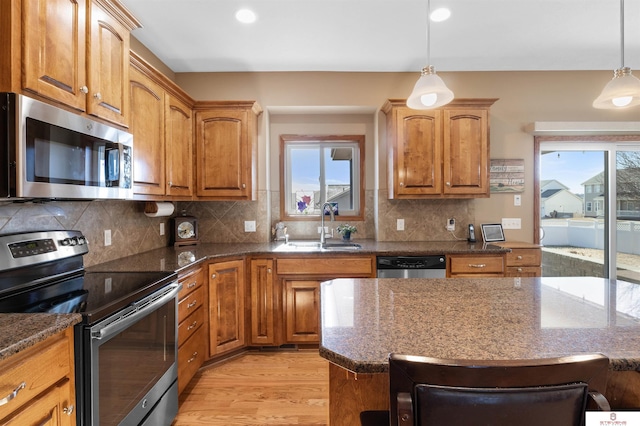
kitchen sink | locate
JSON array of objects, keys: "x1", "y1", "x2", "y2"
[{"x1": 274, "y1": 241, "x2": 362, "y2": 252}]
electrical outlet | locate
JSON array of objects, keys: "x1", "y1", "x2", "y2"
[
  {"x1": 104, "y1": 277, "x2": 112, "y2": 294},
  {"x1": 502, "y1": 218, "x2": 522, "y2": 229},
  {"x1": 447, "y1": 218, "x2": 455, "y2": 231},
  {"x1": 397, "y1": 219, "x2": 405, "y2": 231},
  {"x1": 317, "y1": 226, "x2": 330, "y2": 234},
  {"x1": 104, "y1": 229, "x2": 111, "y2": 246},
  {"x1": 159, "y1": 223, "x2": 165, "y2": 235},
  {"x1": 244, "y1": 220, "x2": 256, "y2": 232}
]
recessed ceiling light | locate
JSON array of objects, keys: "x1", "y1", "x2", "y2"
[
  {"x1": 430, "y1": 8, "x2": 451, "y2": 22},
  {"x1": 235, "y1": 8, "x2": 257, "y2": 24}
]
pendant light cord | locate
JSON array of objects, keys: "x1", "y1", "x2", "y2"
[
  {"x1": 620, "y1": 0, "x2": 625, "y2": 69},
  {"x1": 426, "y1": 0, "x2": 431, "y2": 65}
]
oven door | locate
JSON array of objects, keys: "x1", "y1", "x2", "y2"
[{"x1": 83, "y1": 283, "x2": 179, "y2": 426}]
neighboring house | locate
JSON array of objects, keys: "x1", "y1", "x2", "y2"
[
  {"x1": 540, "y1": 179, "x2": 570, "y2": 193},
  {"x1": 584, "y1": 169, "x2": 640, "y2": 219},
  {"x1": 541, "y1": 188, "x2": 584, "y2": 218}
]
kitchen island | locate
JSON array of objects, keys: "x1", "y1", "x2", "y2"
[{"x1": 319, "y1": 277, "x2": 640, "y2": 424}]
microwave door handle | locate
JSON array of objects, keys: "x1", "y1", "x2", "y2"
[{"x1": 90, "y1": 283, "x2": 180, "y2": 340}]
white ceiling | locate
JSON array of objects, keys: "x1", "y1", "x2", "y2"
[{"x1": 121, "y1": 0, "x2": 640, "y2": 73}]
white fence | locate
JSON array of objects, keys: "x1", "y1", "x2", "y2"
[{"x1": 541, "y1": 219, "x2": 640, "y2": 255}]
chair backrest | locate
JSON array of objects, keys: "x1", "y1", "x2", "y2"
[{"x1": 388, "y1": 353, "x2": 610, "y2": 426}]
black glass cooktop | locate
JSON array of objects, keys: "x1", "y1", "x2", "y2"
[{"x1": 0, "y1": 270, "x2": 177, "y2": 324}]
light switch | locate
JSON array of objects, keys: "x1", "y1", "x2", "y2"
[{"x1": 514, "y1": 194, "x2": 522, "y2": 206}]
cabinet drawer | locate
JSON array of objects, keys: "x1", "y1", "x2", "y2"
[
  {"x1": 178, "y1": 285, "x2": 204, "y2": 323},
  {"x1": 505, "y1": 266, "x2": 541, "y2": 277},
  {"x1": 178, "y1": 305, "x2": 204, "y2": 347},
  {"x1": 276, "y1": 256, "x2": 374, "y2": 276},
  {"x1": 505, "y1": 249, "x2": 541, "y2": 267},
  {"x1": 0, "y1": 332, "x2": 71, "y2": 420},
  {"x1": 178, "y1": 326, "x2": 205, "y2": 395},
  {"x1": 449, "y1": 255, "x2": 504, "y2": 275},
  {"x1": 178, "y1": 267, "x2": 203, "y2": 300}
]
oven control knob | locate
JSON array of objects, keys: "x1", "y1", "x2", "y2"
[
  {"x1": 77, "y1": 236, "x2": 87, "y2": 245},
  {"x1": 61, "y1": 238, "x2": 76, "y2": 246}
]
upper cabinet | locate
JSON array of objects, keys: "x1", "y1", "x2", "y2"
[
  {"x1": 130, "y1": 53, "x2": 194, "y2": 199},
  {"x1": 2, "y1": 0, "x2": 140, "y2": 127},
  {"x1": 194, "y1": 101, "x2": 262, "y2": 200},
  {"x1": 382, "y1": 99, "x2": 498, "y2": 199}
]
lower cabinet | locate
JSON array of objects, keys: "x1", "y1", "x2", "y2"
[
  {"x1": 495, "y1": 242, "x2": 542, "y2": 277},
  {"x1": 176, "y1": 265, "x2": 205, "y2": 395},
  {"x1": 0, "y1": 328, "x2": 76, "y2": 426},
  {"x1": 208, "y1": 259, "x2": 245, "y2": 356},
  {"x1": 283, "y1": 280, "x2": 320, "y2": 343},
  {"x1": 250, "y1": 255, "x2": 375, "y2": 346}
]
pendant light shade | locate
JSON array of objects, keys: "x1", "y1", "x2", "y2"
[
  {"x1": 593, "y1": 0, "x2": 640, "y2": 109},
  {"x1": 406, "y1": 0, "x2": 453, "y2": 110},
  {"x1": 593, "y1": 67, "x2": 640, "y2": 109},
  {"x1": 407, "y1": 66, "x2": 455, "y2": 109}
]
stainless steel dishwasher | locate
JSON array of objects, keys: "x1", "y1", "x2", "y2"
[{"x1": 376, "y1": 255, "x2": 446, "y2": 278}]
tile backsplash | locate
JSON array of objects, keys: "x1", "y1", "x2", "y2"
[{"x1": 0, "y1": 191, "x2": 475, "y2": 266}]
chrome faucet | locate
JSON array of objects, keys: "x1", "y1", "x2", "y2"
[{"x1": 320, "y1": 202, "x2": 335, "y2": 244}]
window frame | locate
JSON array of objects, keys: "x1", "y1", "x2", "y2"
[{"x1": 279, "y1": 134, "x2": 365, "y2": 221}]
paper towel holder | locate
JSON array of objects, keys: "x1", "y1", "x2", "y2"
[{"x1": 144, "y1": 201, "x2": 175, "y2": 217}]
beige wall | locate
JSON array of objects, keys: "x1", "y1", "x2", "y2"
[{"x1": 176, "y1": 70, "x2": 639, "y2": 242}]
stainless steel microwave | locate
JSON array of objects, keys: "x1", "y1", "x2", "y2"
[{"x1": 0, "y1": 93, "x2": 133, "y2": 200}]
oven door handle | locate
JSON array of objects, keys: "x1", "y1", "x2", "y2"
[{"x1": 91, "y1": 283, "x2": 180, "y2": 340}]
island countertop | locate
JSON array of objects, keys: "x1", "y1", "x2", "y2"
[{"x1": 319, "y1": 277, "x2": 640, "y2": 373}]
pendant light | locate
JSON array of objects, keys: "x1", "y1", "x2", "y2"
[
  {"x1": 407, "y1": 0, "x2": 454, "y2": 110},
  {"x1": 593, "y1": 0, "x2": 640, "y2": 109}
]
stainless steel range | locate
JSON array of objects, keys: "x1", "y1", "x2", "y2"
[{"x1": 0, "y1": 230, "x2": 179, "y2": 426}]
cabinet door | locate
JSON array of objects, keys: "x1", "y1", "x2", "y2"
[
  {"x1": 87, "y1": 1, "x2": 130, "y2": 126},
  {"x1": 1, "y1": 379, "x2": 74, "y2": 426},
  {"x1": 395, "y1": 108, "x2": 442, "y2": 196},
  {"x1": 22, "y1": 0, "x2": 87, "y2": 111},
  {"x1": 165, "y1": 95, "x2": 193, "y2": 197},
  {"x1": 208, "y1": 260, "x2": 245, "y2": 356},
  {"x1": 130, "y1": 67, "x2": 165, "y2": 196},
  {"x1": 442, "y1": 108, "x2": 489, "y2": 196},
  {"x1": 250, "y1": 259, "x2": 276, "y2": 345},
  {"x1": 283, "y1": 280, "x2": 320, "y2": 344},
  {"x1": 195, "y1": 108, "x2": 251, "y2": 199}
]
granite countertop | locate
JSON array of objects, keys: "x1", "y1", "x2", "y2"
[
  {"x1": 318, "y1": 277, "x2": 640, "y2": 373},
  {"x1": 0, "y1": 313, "x2": 82, "y2": 362},
  {"x1": 86, "y1": 239, "x2": 509, "y2": 274}
]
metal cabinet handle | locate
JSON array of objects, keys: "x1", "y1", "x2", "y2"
[
  {"x1": 80, "y1": 86, "x2": 88, "y2": 94},
  {"x1": 211, "y1": 273, "x2": 216, "y2": 279},
  {"x1": 187, "y1": 351, "x2": 198, "y2": 363},
  {"x1": 399, "y1": 182, "x2": 404, "y2": 187},
  {"x1": 94, "y1": 92, "x2": 102, "y2": 100},
  {"x1": 517, "y1": 267, "x2": 523, "y2": 272},
  {"x1": 63, "y1": 404, "x2": 75, "y2": 416},
  {"x1": 0, "y1": 382, "x2": 26, "y2": 406},
  {"x1": 468, "y1": 264, "x2": 486, "y2": 268},
  {"x1": 168, "y1": 181, "x2": 173, "y2": 187},
  {"x1": 186, "y1": 281, "x2": 197, "y2": 289},
  {"x1": 267, "y1": 268, "x2": 272, "y2": 274},
  {"x1": 242, "y1": 183, "x2": 246, "y2": 189},
  {"x1": 187, "y1": 320, "x2": 198, "y2": 330},
  {"x1": 446, "y1": 182, "x2": 451, "y2": 186},
  {"x1": 187, "y1": 300, "x2": 197, "y2": 309},
  {"x1": 516, "y1": 255, "x2": 523, "y2": 260}
]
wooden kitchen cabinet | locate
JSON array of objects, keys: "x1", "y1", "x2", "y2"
[
  {"x1": 495, "y1": 241, "x2": 542, "y2": 277},
  {"x1": 447, "y1": 253, "x2": 505, "y2": 277},
  {"x1": 4, "y1": 0, "x2": 140, "y2": 126},
  {"x1": 0, "y1": 328, "x2": 76, "y2": 425},
  {"x1": 275, "y1": 255, "x2": 376, "y2": 345},
  {"x1": 194, "y1": 101, "x2": 262, "y2": 200},
  {"x1": 382, "y1": 99, "x2": 497, "y2": 199},
  {"x1": 177, "y1": 265, "x2": 205, "y2": 394},
  {"x1": 208, "y1": 259, "x2": 246, "y2": 356},
  {"x1": 249, "y1": 258, "x2": 276, "y2": 346},
  {"x1": 130, "y1": 53, "x2": 194, "y2": 199}
]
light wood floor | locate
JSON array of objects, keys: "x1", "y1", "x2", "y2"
[{"x1": 172, "y1": 350, "x2": 329, "y2": 426}]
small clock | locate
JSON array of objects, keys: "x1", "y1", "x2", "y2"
[{"x1": 172, "y1": 215, "x2": 199, "y2": 247}]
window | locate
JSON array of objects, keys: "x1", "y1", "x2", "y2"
[{"x1": 280, "y1": 135, "x2": 365, "y2": 220}]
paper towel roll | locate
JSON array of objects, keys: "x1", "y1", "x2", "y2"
[{"x1": 144, "y1": 202, "x2": 175, "y2": 217}]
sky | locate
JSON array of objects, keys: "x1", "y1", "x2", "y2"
[{"x1": 540, "y1": 151, "x2": 604, "y2": 194}]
